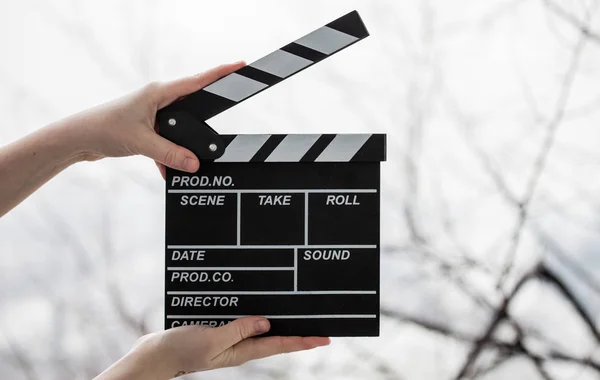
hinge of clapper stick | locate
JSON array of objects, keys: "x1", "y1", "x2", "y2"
[{"x1": 157, "y1": 10, "x2": 369, "y2": 160}]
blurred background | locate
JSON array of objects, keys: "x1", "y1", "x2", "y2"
[{"x1": 1, "y1": 0, "x2": 599, "y2": 379}]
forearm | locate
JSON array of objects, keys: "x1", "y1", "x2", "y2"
[
  {"x1": 0, "y1": 119, "x2": 89, "y2": 217},
  {"x1": 93, "y1": 338, "x2": 178, "y2": 380}
]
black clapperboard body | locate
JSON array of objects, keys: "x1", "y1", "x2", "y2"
[{"x1": 158, "y1": 10, "x2": 386, "y2": 337}]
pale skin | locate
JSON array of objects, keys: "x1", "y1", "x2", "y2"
[{"x1": 0, "y1": 61, "x2": 330, "y2": 379}]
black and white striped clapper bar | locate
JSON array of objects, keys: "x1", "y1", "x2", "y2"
[{"x1": 158, "y1": 10, "x2": 386, "y2": 337}]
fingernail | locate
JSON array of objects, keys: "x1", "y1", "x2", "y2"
[
  {"x1": 255, "y1": 320, "x2": 269, "y2": 333},
  {"x1": 183, "y1": 158, "x2": 198, "y2": 172}
]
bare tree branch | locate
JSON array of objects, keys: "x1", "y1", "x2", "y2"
[
  {"x1": 534, "y1": 226, "x2": 600, "y2": 296},
  {"x1": 548, "y1": 350, "x2": 600, "y2": 373},
  {"x1": 345, "y1": 340, "x2": 406, "y2": 380},
  {"x1": 382, "y1": 308, "x2": 479, "y2": 343},
  {"x1": 544, "y1": 0, "x2": 600, "y2": 44},
  {"x1": 0, "y1": 333, "x2": 37, "y2": 380},
  {"x1": 453, "y1": 266, "x2": 540, "y2": 379},
  {"x1": 382, "y1": 287, "x2": 600, "y2": 376},
  {"x1": 538, "y1": 266, "x2": 600, "y2": 343},
  {"x1": 497, "y1": 20, "x2": 589, "y2": 286},
  {"x1": 106, "y1": 283, "x2": 150, "y2": 336}
]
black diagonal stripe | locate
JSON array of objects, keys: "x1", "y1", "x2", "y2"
[
  {"x1": 281, "y1": 43, "x2": 327, "y2": 63},
  {"x1": 300, "y1": 134, "x2": 335, "y2": 162},
  {"x1": 237, "y1": 66, "x2": 282, "y2": 86},
  {"x1": 182, "y1": 88, "x2": 237, "y2": 121},
  {"x1": 350, "y1": 134, "x2": 386, "y2": 162},
  {"x1": 221, "y1": 135, "x2": 237, "y2": 148},
  {"x1": 249, "y1": 135, "x2": 286, "y2": 162},
  {"x1": 326, "y1": 10, "x2": 369, "y2": 39}
]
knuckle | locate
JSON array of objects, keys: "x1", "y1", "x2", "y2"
[
  {"x1": 140, "y1": 81, "x2": 162, "y2": 104},
  {"x1": 142, "y1": 81, "x2": 161, "y2": 95},
  {"x1": 237, "y1": 323, "x2": 249, "y2": 341},
  {"x1": 277, "y1": 338, "x2": 287, "y2": 355},
  {"x1": 133, "y1": 332, "x2": 154, "y2": 348},
  {"x1": 163, "y1": 148, "x2": 178, "y2": 167}
]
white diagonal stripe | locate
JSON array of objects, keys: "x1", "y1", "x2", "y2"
[
  {"x1": 265, "y1": 134, "x2": 321, "y2": 162},
  {"x1": 250, "y1": 50, "x2": 312, "y2": 78},
  {"x1": 315, "y1": 134, "x2": 371, "y2": 162},
  {"x1": 215, "y1": 134, "x2": 270, "y2": 162},
  {"x1": 294, "y1": 26, "x2": 358, "y2": 55},
  {"x1": 203, "y1": 73, "x2": 268, "y2": 102}
]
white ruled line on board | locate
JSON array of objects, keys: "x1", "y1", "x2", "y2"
[
  {"x1": 167, "y1": 245, "x2": 377, "y2": 249},
  {"x1": 168, "y1": 189, "x2": 377, "y2": 194},
  {"x1": 304, "y1": 192, "x2": 309, "y2": 245},
  {"x1": 167, "y1": 267, "x2": 294, "y2": 271},
  {"x1": 167, "y1": 314, "x2": 377, "y2": 319},
  {"x1": 167, "y1": 290, "x2": 377, "y2": 295},
  {"x1": 237, "y1": 193, "x2": 241, "y2": 245},
  {"x1": 294, "y1": 248, "x2": 298, "y2": 291}
]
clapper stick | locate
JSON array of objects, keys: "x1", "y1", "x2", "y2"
[{"x1": 157, "y1": 10, "x2": 369, "y2": 160}]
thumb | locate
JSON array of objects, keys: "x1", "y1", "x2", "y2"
[{"x1": 138, "y1": 131, "x2": 199, "y2": 173}]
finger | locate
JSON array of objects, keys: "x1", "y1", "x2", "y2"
[
  {"x1": 206, "y1": 317, "x2": 271, "y2": 358},
  {"x1": 157, "y1": 61, "x2": 246, "y2": 108},
  {"x1": 216, "y1": 336, "x2": 331, "y2": 367},
  {"x1": 138, "y1": 131, "x2": 199, "y2": 173}
]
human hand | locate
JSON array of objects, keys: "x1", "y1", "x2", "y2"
[
  {"x1": 68, "y1": 61, "x2": 246, "y2": 179},
  {"x1": 94, "y1": 316, "x2": 330, "y2": 380}
]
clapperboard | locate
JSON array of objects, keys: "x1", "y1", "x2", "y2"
[{"x1": 157, "y1": 10, "x2": 386, "y2": 337}]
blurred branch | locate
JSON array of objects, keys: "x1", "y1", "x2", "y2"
[
  {"x1": 394, "y1": 245, "x2": 495, "y2": 310},
  {"x1": 453, "y1": 265, "x2": 540, "y2": 379},
  {"x1": 436, "y1": 182, "x2": 495, "y2": 275},
  {"x1": 445, "y1": 90, "x2": 522, "y2": 207},
  {"x1": 382, "y1": 263, "x2": 600, "y2": 377},
  {"x1": 538, "y1": 266, "x2": 600, "y2": 342},
  {"x1": 547, "y1": 350, "x2": 600, "y2": 372},
  {"x1": 0, "y1": 333, "x2": 37, "y2": 380},
  {"x1": 496, "y1": 19, "x2": 589, "y2": 287},
  {"x1": 345, "y1": 340, "x2": 405, "y2": 380},
  {"x1": 107, "y1": 283, "x2": 150, "y2": 336},
  {"x1": 440, "y1": 0, "x2": 529, "y2": 35},
  {"x1": 544, "y1": 0, "x2": 600, "y2": 44},
  {"x1": 464, "y1": 133, "x2": 521, "y2": 206},
  {"x1": 534, "y1": 226, "x2": 600, "y2": 296},
  {"x1": 402, "y1": 2, "x2": 443, "y2": 247},
  {"x1": 478, "y1": 0, "x2": 531, "y2": 26},
  {"x1": 419, "y1": 249, "x2": 495, "y2": 310},
  {"x1": 99, "y1": 195, "x2": 150, "y2": 337},
  {"x1": 531, "y1": 354, "x2": 554, "y2": 380},
  {"x1": 450, "y1": 261, "x2": 600, "y2": 379},
  {"x1": 468, "y1": 353, "x2": 513, "y2": 378},
  {"x1": 511, "y1": 321, "x2": 556, "y2": 380},
  {"x1": 381, "y1": 308, "x2": 480, "y2": 343}
]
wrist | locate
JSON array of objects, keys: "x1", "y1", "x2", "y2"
[{"x1": 46, "y1": 117, "x2": 103, "y2": 164}]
